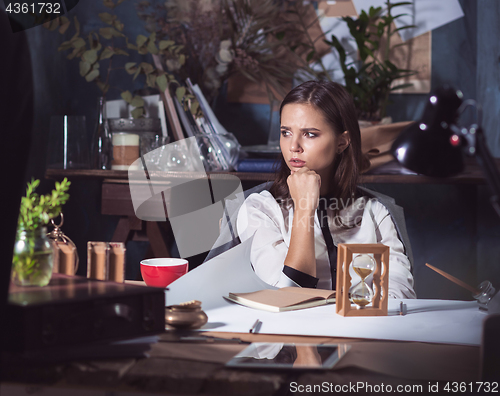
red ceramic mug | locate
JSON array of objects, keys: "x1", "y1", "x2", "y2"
[{"x1": 140, "y1": 258, "x2": 188, "y2": 288}]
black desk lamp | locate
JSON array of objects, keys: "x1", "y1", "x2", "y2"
[
  {"x1": 391, "y1": 86, "x2": 500, "y2": 380},
  {"x1": 391, "y1": 86, "x2": 500, "y2": 218}
]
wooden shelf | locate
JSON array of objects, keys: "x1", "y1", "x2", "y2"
[
  {"x1": 45, "y1": 169, "x2": 273, "y2": 182},
  {"x1": 45, "y1": 158, "x2": 500, "y2": 185}
]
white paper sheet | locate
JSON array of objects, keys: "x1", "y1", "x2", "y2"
[
  {"x1": 166, "y1": 237, "x2": 276, "y2": 311},
  {"x1": 166, "y1": 237, "x2": 486, "y2": 346},
  {"x1": 202, "y1": 299, "x2": 485, "y2": 346},
  {"x1": 352, "y1": 0, "x2": 464, "y2": 41},
  {"x1": 191, "y1": 84, "x2": 229, "y2": 135}
]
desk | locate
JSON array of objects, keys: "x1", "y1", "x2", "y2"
[
  {"x1": 0, "y1": 331, "x2": 481, "y2": 396},
  {"x1": 45, "y1": 158, "x2": 499, "y2": 260},
  {"x1": 1, "y1": 274, "x2": 493, "y2": 396}
]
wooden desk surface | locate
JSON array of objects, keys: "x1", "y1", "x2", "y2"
[
  {"x1": 2, "y1": 331, "x2": 480, "y2": 396},
  {"x1": 2, "y1": 279, "x2": 484, "y2": 393}
]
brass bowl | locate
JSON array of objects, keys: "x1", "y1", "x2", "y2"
[{"x1": 165, "y1": 300, "x2": 208, "y2": 329}]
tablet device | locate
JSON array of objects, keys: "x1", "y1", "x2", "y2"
[{"x1": 225, "y1": 342, "x2": 350, "y2": 370}]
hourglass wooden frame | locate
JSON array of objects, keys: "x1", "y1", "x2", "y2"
[{"x1": 336, "y1": 243, "x2": 389, "y2": 317}]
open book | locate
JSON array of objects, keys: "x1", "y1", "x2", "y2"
[{"x1": 225, "y1": 287, "x2": 336, "y2": 312}]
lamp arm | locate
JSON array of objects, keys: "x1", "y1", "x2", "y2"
[{"x1": 474, "y1": 127, "x2": 500, "y2": 218}]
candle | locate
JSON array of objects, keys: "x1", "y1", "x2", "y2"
[{"x1": 111, "y1": 132, "x2": 140, "y2": 170}]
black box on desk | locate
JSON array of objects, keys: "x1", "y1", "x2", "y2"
[{"x1": 5, "y1": 274, "x2": 165, "y2": 351}]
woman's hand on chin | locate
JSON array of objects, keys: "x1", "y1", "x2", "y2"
[{"x1": 287, "y1": 167, "x2": 321, "y2": 212}]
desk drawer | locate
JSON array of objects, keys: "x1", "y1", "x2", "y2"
[{"x1": 101, "y1": 183, "x2": 136, "y2": 216}]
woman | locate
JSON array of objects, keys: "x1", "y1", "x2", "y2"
[{"x1": 236, "y1": 81, "x2": 416, "y2": 299}]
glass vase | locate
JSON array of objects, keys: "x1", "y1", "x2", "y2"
[
  {"x1": 12, "y1": 227, "x2": 54, "y2": 287},
  {"x1": 91, "y1": 96, "x2": 111, "y2": 170}
]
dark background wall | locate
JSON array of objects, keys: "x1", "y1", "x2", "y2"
[{"x1": 15, "y1": 0, "x2": 500, "y2": 299}]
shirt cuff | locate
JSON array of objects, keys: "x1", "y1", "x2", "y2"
[{"x1": 282, "y1": 266, "x2": 319, "y2": 288}]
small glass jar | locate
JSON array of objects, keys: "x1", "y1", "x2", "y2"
[
  {"x1": 12, "y1": 227, "x2": 54, "y2": 287},
  {"x1": 473, "y1": 280, "x2": 497, "y2": 310}
]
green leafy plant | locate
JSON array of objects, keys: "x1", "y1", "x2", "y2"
[
  {"x1": 324, "y1": 0, "x2": 417, "y2": 121},
  {"x1": 42, "y1": 0, "x2": 189, "y2": 118},
  {"x1": 17, "y1": 178, "x2": 71, "y2": 231},
  {"x1": 12, "y1": 178, "x2": 71, "y2": 286}
]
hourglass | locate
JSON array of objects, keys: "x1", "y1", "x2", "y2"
[
  {"x1": 350, "y1": 254, "x2": 376, "y2": 308},
  {"x1": 336, "y1": 244, "x2": 390, "y2": 317}
]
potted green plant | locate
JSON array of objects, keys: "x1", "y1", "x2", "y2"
[
  {"x1": 324, "y1": 0, "x2": 416, "y2": 122},
  {"x1": 12, "y1": 178, "x2": 71, "y2": 287}
]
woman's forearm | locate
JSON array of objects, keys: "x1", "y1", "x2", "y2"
[{"x1": 283, "y1": 208, "x2": 316, "y2": 277}]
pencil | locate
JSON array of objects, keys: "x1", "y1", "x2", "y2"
[
  {"x1": 425, "y1": 263, "x2": 479, "y2": 294},
  {"x1": 249, "y1": 319, "x2": 261, "y2": 334}
]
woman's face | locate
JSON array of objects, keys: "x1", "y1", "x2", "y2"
[{"x1": 280, "y1": 103, "x2": 349, "y2": 183}]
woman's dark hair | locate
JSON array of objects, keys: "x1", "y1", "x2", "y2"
[{"x1": 269, "y1": 80, "x2": 365, "y2": 208}]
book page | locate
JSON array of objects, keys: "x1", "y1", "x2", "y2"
[
  {"x1": 230, "y1": 289, "x2": 326, "y2": 309},
  {"x1": 279, "y1": 287, "x2": 335, "y2": 299}
]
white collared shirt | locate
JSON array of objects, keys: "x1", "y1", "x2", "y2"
[{"x1": 237, "y1": 190, "x2": 416, "y2": 299}]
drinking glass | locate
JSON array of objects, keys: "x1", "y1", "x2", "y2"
[
  {"x1": 47, "y1": 115, "x2": 90, "y2": 169},
  {"x1": 140, "y1": 135, "x2": 170, "y2": 171}
]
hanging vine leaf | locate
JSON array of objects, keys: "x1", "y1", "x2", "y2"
[
  {"x1": 96, "y1": 81, "x2": 110, "y2": 94},
  {"x1": 190, "y1": 100, "x2": 199, "y2": 116},
  {"x1": 140, "y1": 62, "x2": 154, "y2": 74},
  {"x1": 114, "y1": 48, "x2": 129, "y2": 56},
  {"x1": 45, "y1": 0, "x2": 192, "y2": 119},
  {"x1": 82, "y1": 49, "x2": 98, "y2": 64},
  {"x1": 159, "y1": 40, "x2": 175, "y2": 50},
  {"x1": 99, "y1": 12, "x2": 115, "y2": 25},
  {"x1": 79, "y1": 60, "x2": 91, "y2": 76},
  {"x1": 85, "y1": 69, "x2": 100, "y2": 82},
  {"x1": 58, "y1": 39, "x2": 74, "y2": 52},
  {"x1": 146, "y1": 74, "x2": 156, "y2": 88},
  {"x1": 125, "y1": 62, "x2": 137, "y2": 74},
  {"x1": 133, "y1": 64, "x2": 142, "y2": 80},
  {"x1": 147, "y1": 40, "x2": 159, "y2": 54},
  {"x1": 176, "y1": 87, "x2": 186, "y2": 103},
  {"x1": 113, "y1": 19, "x2": 124, "y2": 32},
  {"x1": 136, "y1": 34, "x2": 148, "y2": 47},
  {"x1": 59, "y1": 17, "x2": 70, "y2": 34},
  {"x1": 72, "y1": 37, "x2": 86, "y2": 49},
  {"x1": 130, "y1": 95, "x2": 145, "y2": 108},
  {"x1": 156, "y1": 74, "x2": 167, "y2": 92},
  {"x1": 121, "y1": 90, "x2": 133, "y2": 103},
  {"x1": 99, "y1": 27, "x2": 123, "y2": 39},
  {"x1": 100, "y1": 47, "x2": 115, "y2": 60},
  {"x1": 131, "y1": 107, "x2": 144, "y2": 119}
]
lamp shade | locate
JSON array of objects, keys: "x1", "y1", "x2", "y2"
[{"x1": 391, "y1": 86, "x2": 465, "y2": 177}]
